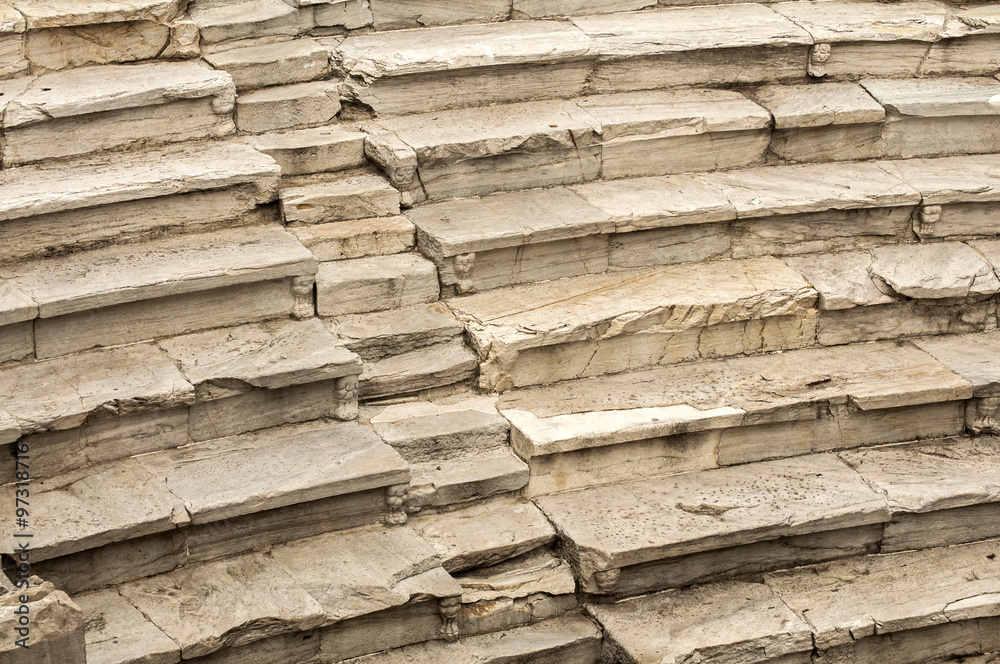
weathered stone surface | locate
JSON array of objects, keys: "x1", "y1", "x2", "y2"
[
  {"x1": 500, "y1": 341, "x2": 972, "y2": 461},
  {"x1": 136, "y1": 420, "x2": 407, "y2": 524},
  {"x1": 270, "y1": 524, "x2": 460, "y2": 625},
  {"x1": 787, "y1": 250, "x2": 895, "y2": 310},
  {"x1": 76, "y1": 588, "x2": 180, "y2": 664},
  {"x1": 329, "y1": 302, "x2": 463, "y2": 361},
  {"x1": 451, "y1": 257, "x2": 816, "y2": 390},
  {"x1": 840, "y1": 436, "x2": 1000, "y2": 515},
  {"x1": 869, "y1": 242, "x2": 1000, "y2": 299},
  {"x1": 119, "y1": 552, "x2": 326, "y2": 659},
  {"x1": 204, "y1": 38, "x2": 328, "y2": 90},
  {"x1": 315, "y1": 0, "x2": 372, "y2": 29},
  {"x1": 236, "y1": 80, "x2": 340, "y2": 134},
  {"x1": 24, "y1": 20, "x2": 168, "y2": 71},
  {"x1": 316, "y1": 253, "x2": 439, "y2": 316},
  {"x1": 158, "y1": 318, "x2": 358, "y2": 400},
  {"x1": 371, "y1": 0, "x2": 510, "y2": 30},
  {"x1": 410, "y1": 498, "x2": 555, "y2": 573},
  {"x1": 922, "y1": 6, "x2": 1000, "y2": 76},
  {"x1": 754, "y1": 82, "x2": 885, "y2": 129},
  {"x1": 360, "y1": 337, "x2": 477, "y2": 398},
  {"x1": 408, "y1": 446, "x2": 528, "y2": 508},
  {"x1": 589, "y1": 581, "x2": 813, "y2": 664},
  {"x1": 1, "y1": 224, "x2": 314, "y2": 319},
  {"x1": 877, "y1": 154, "x2": 1000, "y2": 206},
  {"x1": 0, "y1": 343, "x2": 191, "y2": 437},
  {"x1": 191, "y1": 0, "x2": 304, "y2": 43},
  {"x1": 249, "y1": 125, "x2": 367, "y2": 176},
  {"x1": 11, "y1": 0, "x2": 182, "y2": 29},
  {"x1": 536, "y1": 454, "x2": 887, "y2": 582},
  {"x1": 5, "y1": 458, "x2": 187, "y2": 562},
  {"x1": 282, "y1": 172, "x2": 400, "y2": 224},
  {"x1": 292, "y1": 216, "x2": 416, "y2": 261},
  {"x1": 764, "y1": 539, "x2": 1000, "y2": 650},
  {"x1": 515, "y1": 0, "x2": 651, "y2": 17},
  {"x1": 0, "y1": 578, "x2": 86, "y2": 664},
  {"x1": 916, "y1": 331, "x2": 1000, "y2": 397},
  {"x1": 0, "y1": 141, "x2": 277, "y2": 223}
]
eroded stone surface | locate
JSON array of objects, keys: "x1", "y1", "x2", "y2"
[
  {"x1": 11, "y1": 0, "x2": 182, "y2": 29},
  {"x1": 317, "y1": 253, "x2": 439, "y2": 317},
  {"x1": 535, "y1": 454, "x2": 888, "y2": 580},
  {"x1": 282, "y1": 172, "x2": 400, "y2": 224},
  {"x1": 869, "y1": 242, "x2": 1000, "y2": 300},
  {"x1": 328, "y1": 302, "x2": 464, "y2": 361},
  {"x1": 754, "y1": 82, "x2": 885, "y2": 128},
  {"x1": 877, "y1": 154, "x2": 1000, "y2": 205},
  {"x1": 764, "y1": 539, "x2": 1000, "y2": 650},
  {"x1": 119, "y1": 552, "x2": 326, "y2": 659},
  {"x1": 861, "y1": 77, "x2": 1000, "y2": 118},
  {"x1": 235, "y1": 79, "x2": 341, "y2": 134},
  {"x1": 76, "y1": 588, "x2": 180, "y2": 664},
  {"x1": 0, "y1": 578, "x2": 86, "y2": 663}
]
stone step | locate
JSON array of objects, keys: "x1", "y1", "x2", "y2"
[
  {"x1": 2, "y1": 318, "x2": 361, "y2": 482},
  {"x1": 235, "y1": 78, "x2": 342, "y2": 134},
  {"x1": 410, "y1": 496, "x2": 556, "y2": 573},
  {"x1": 408, "y1": 159, "x2": 925, "y2": 294},
  {"x1": 368, "y1": 79, "x2": 1000, "y2": 203},
  {"x1": 538, "y1": 435, "x2": 1000, "y2": 598},
  {"x1": 316, "y1": 252, "x2": 439, "y2": 317},
  {"x1": 204, "y1": 36, "x2": 330, "y2": 91},
  {"x1": 0, "y1": 223, "x2": 316, "y2": 360},
  {"x1": 75, "y1": 523, "x2": 463, "y2": 664},
  {"x1": 248, "y1": 123, "x2": 368, "y2": 176},
  {"x1": 281, "y1": 169, "x2": 401, "y2": 225},
  {"x1": 447, "y1": 256, "x2": 819, "y2": 391},
  {"x1": 589, "y1": 539, "x2": 1000, "y2": 664},
  {"x1": 0, "y1": 60, "x2": 237, "y2": 166},
  {"x1": 327, "y1": 303, "x2": 478, "y2": 399},
  {"x1": 343, "y1": 614, "x2": 602, "y2": 663},
  {"x1": 190, "y1": 0, "x2": 311, "y2": 44},
  {"x1": 498, "y1": 338, "x2": 974, "y2": 495},
  {"x1": 0, "y1": 140, "x2": 281, "y2": 264},
  {"x1": 332, "y1": 3, "x2": 1000, "y2": 116},
  {"x1": 8, "y1": 419, "x2": 409, "y2": 594},
  {"x1": 369, "y1": 397, "x2": 528, "y2": 509}
]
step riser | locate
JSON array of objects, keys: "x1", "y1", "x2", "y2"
[
  {"x1": 884, "y1": 502, "x2": 1000, "y2": 553},
  {"x1": 0, "y1": 188, "x2": 273, "y2": 265},
  {"x1": 396, "y1": 116, "x2": 1000, "y2": 203},
  {"x1": 1, "y1": 99, "x2": 235, "y2": 167},
  {"x1": 17, "y1": 487, "x2": 391, "y2": 596},
  {"x1": 517, "y1": 401, "x2": 965, "y2": 497},
  {"x1": 32, "y1": 278, "x2": 309, "y2": 359},
  {"x1": 593, "y1": 523, "x2": 882, "y2": 598}
]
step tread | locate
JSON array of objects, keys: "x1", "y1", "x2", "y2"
[
  {"x1": 0, "y1": 224, "x2": 316, "y2": 318},
  {"x1": 861, "y1": 76, "x2": 1000, "y2": 118},
  {"x1": 334, "y1": 20, "x2": 593, "y2": 80},
  {"x1": 877, "y1": 153, "x2": 1000, "y2": 205},
  {"x1": 916, "y1": 330, "x2": 1000, "y2": 397},
  {"x1": 0, "y1": 141, "x2": 279, "y2": 223},
  {"x1": 409, "y1": 159, "x2": 921, "y2": 260},
  {"x1": 0, "y1": 342, "x2": 193, "y2": 439},
  {"x1": 840, "y1": 436, "x2": 1000, "y2": 514},
  {"x1": 10, "y1": 0, "x2": 182, "y2": 29},
  {"x1": 360, "y1": 338, "x2": 478, "y2": 399},
  {"x1": 1, "y1": 60, "x2": 235, "y2": 128},
  {"x1": 76, "y1": 589, "x2": 179, "y2": 664},
  {"x1": 590, "y1": 539, "x2": 1000, "y2": 661},
  {"x1": 281, "y1": 171, "x2": 400, "y2": 224},
  {"x1": 770, "y1": 0, "x2": 945, "y2": 44},
  {"x1": 449, "y1": 256, "x2": 816, "y2": 350},
  {"x1": 410, "y1": 498, "x2": 556, "y2": 573},
  {"x1": 328, "y1": 302, "x2": 464, "y2": 362},
  {"x1": 754, "y1": 81, "x2": 886, "y2": 129},
  {"x1": 14, "y1": 419, "x2": 409, "y2": 561},
  {"x1": 499, "y1": 339, "x2": 972, "y2": 457},
  {"x1": 765, "y1": 539, "x2": 1000, "y2": 650},
  {"x1": 345, "y1": 614, "x2": 602, "y2": 663},
  {"x1": 534, "y1": 453, "x2": 889, "y2": 579},
  {"x1": 135, "y1": 419, "x2": 409, "y2": 524},
  {"x1": 157, "y1": 317, "x2": 360, "y2": 398}
]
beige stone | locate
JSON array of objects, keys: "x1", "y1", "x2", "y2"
[
  {"x1": 457, "y1": 549, "x2": 576, "y2": 605},
  {"x1": 329, "y1": 302, "x2": 464, "y2": 361},
  {"x1": 589, "y1": 581, "x2": 813, "y2": 664},
  {"x1": 24, "y1": 20, "x2": 168, "y2": 71},
  {"x1": 236, "y1": 80, "x2": 341, "y2": 134},
  {"x1": 0, "y1": 578, "x2": 86, "y2": 664},
  {"x1": 371, "y1": 0, "x2": 510, "y2": 30},
  {"x1": 316, "y1": 253, "x2": 439, "y2": 317},
  {"x1": 314, "y1": 0, "x2": 372, "y2": 29},
  {"x1": 119, "y1": 552, "x2": 326, "y2": 659},
  {"x1": 877, "y1": 154, "x2": 1000, "y2": 206},
  {"x1": 204, "y1": 38, "x2": 329, "y2": 90},
  {"x1": 787, "y1": 250, "x2": 895, "y2": 310},
  {"x1": 916, "y1": 331, "x2": 1000, "y2": 397},
  {"x1": 514, "y1": 0, "x2": 651, "y2": 17},
  {"x1": 410, "y1": 498, "x2": 554, "y2": 573},
  {"x1": 536, "y1": 454, "x2": 887, "y2": 583},
  {"x1": 869, "y1": 242, "x2": 1000, "y2": 300},
  {"x1": 75, "y1": 588, "x2": 180, "y2": 664},
  {"x1": 359, "y1": 338, "x2": 477, "y2": 399},
  {"x1": 281, "y1": 172, "x2": 400, "y2": 224},
  {"x1": 135, "y1": 420, "x2": 408, "y2": 524},
  {"x1": 11, "y1": 0, "x2": 182, "y2": 29},
  {"x1": 764, "y1": 540, "x2": 1000, "y2": 649},
  {"x1": 754, "y1": 82, "x2": 884, "y2": 129},
  {"x1": 292, "y1": 216, "x2": 414, "y2": 262},
  {"x1": 269, "y1": 524, "x2": 460, "y2": 625},
  {"x1": 190, "y1": 0, "x2": 305, "y2": 43},
  {"x1": 249, "y1": 124, "x2": 367, "y2": 176}
]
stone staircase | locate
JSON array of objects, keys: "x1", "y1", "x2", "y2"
[{"x1": 1, "y1": 0, "x2": 1000, "y2": 663}]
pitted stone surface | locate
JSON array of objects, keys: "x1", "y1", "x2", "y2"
[
  {"x1": 535, "y1": 454, "x2": 888, "y2": 578},
  {"x1": 770, "y1": 1, "x2": 946, "y2": 43},
  {"x1": 764, "y1": 539, "x2": 1000, "y2": 649},
  {"x1": 840, "y1": 436, "x2": 1000, "y2": 514},
  {"x1": 76, "y1": 588, "x2": 180, "y2": 664},
  {"x1": 158, "y1": 318, "x2": 359, "y2": 399}
]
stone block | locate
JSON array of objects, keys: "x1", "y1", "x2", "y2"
[
  {"x1": 371, "y1": 0, "x2": 510, "y2": 30},
  {"x1": 0, "y1": 578, "x2": 86, "y2": 664},
  {"x1": 249, "y1": 125, "x2": 367, "y2": 175},
  {"x1": 316, "y1": 253, "x2": 439, "y2": 316},
  {"x1": 24, "y1": 21, "x2": 168, "y2": 71},
  {"x1": 236, "y1": 80, "x2": 341, "y2": 133},
  {"x1": 204, "y1": 38, "x2": 329, "y2": 90},
  {"x1": 281, "y1": 172, "x2": 400, "y2": 224}
]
